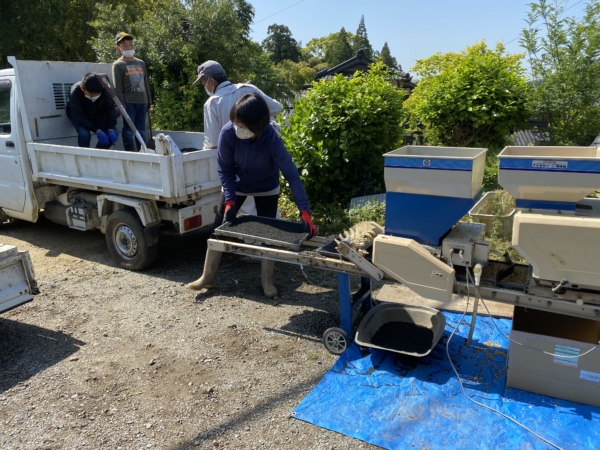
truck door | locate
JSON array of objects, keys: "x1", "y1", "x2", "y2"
[{"x1": 0, "y1": 78, "x2": 26, "y2": 213}]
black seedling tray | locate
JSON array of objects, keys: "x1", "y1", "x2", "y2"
[
  {"x1": 214, "y1": 215, "x2": 309, "y2": 250},
  {"x1": 316, "y1": 239, "x2": 341, "y2": 258},
  {"x1": 316, "y1": 239, "x2": 374, "y2": 260}
]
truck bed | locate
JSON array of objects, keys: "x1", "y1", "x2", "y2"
[{"x1": 28, "y1": 139, "x2": 220, "y2": 203}]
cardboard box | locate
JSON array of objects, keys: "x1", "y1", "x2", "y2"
[{"x1": 506, "y1": 306, "x2": 600, "y2": 407}]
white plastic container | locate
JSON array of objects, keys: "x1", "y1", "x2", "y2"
[
  {"x1": 498, "y1": 146, "x2": 600, "y2": 205},
  {"x1": 383, "y1": 145, "x2": 487, "y2": 199}
]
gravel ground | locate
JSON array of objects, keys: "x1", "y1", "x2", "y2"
[{"x1": 0, "y1": 216, "x2": 381, "y2": 450}]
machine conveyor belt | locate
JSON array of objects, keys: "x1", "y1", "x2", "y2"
[{"x1": 209, "y1": 234, "x2": 600, "y2": 353}]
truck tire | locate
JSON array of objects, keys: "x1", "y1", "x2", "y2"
[{"x1": 105, "y1": 209, "x2": 158, "y2": 270}]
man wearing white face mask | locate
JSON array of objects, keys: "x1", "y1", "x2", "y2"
[
  {"x1": 112, "y1": 32, "x2": 152, "y2": 152},
  {"x1": 192, "y1": 60, "x2": 282, "y2": 219},
  {"x1": 66, "y1": 73, "x2": 118, "y2": 149}
]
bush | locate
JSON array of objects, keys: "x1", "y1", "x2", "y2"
[
  {"x1": 404, "y1": 42, "x2": 530, "y2": 148},
  {"x1": 482, "y1": 148, "x2": 501, "y2": 192},
  {"x1": 281, "y1": 61, "x2": 406, "y2": 209}
]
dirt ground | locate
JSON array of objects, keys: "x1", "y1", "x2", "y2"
[{"x1": 0, "y1": 216, "x2": 381, "y2": 450}]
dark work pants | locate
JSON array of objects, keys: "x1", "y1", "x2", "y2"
[
  {"x1": 213, "y1": 193, "x2": 279, "y2": 229},
  {"x1": 122, "y1": 103, "x2": 147, "y2": 152}
]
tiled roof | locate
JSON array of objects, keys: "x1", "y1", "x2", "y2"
[
  {"x1": 315, "y1": 49, "x2": 374, "y2": 80},
  {"x1": 511, "y1": 129, "x2": 550, "y2": 146}
]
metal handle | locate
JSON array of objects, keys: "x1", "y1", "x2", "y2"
[
  {"x1": 5, "y1": 141, "x2": 14, "y2": 147},
  {"x1": 96, "y1": 73, "x2": 149, "y2": 153}
]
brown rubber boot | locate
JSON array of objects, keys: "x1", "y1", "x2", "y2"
[
  {"x1": 187, "y1": 249, "x2": 222, "y2": 291},
  {"x1": 261, "y1": 259, "x2": 278, "y2": 298}
]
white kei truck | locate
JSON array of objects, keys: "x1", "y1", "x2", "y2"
[{"x1": 0, "y1": 58, "x2": 221, "y2": 270}]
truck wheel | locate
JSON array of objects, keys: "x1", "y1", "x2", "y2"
[{"x1": 105, "y1": 209, "x2": 157, "y2": 270}]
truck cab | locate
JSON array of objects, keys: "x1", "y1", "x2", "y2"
[{"x1": 0, "y1": 68, "x2": 37, "y2": 223}]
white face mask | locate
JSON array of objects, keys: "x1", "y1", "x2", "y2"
[
  {"x1": 234, "y1": 124, "x2": 254, "y2": 140},
  {"x1": 204, "y1": 78, "x2": 214, "y2": 96},
  {"x1": 85, "y1": 93, "x2": 101, "y2": 102},
  {"x1": 121, "y1": 49, "x2": 135, "y2": 57}
]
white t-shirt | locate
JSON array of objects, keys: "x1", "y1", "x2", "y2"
[{"x1": 202, "y1": 82, "x2": 282, "y2": 150}]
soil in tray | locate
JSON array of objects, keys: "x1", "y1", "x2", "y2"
[
  {"x1": 370, "y1": 322, "x2": 434, "y2": 354},
  {"x1": 218, "y1": 215, "x2": 307, "y2": 244}
]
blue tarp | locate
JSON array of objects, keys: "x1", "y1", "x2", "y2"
[{"x1": 293, "y1": 312, "x2": 600, "y2": 449}]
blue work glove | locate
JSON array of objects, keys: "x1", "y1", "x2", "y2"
[
  {"x1": 96, "y1": 129, "x2": 109, "y2": 146},
  {"x1": 107, "y1": 129, "x2": 118, "y2": 145}
]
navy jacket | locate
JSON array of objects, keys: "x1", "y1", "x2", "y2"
[
  {"x1": 66, "y1": 81, "x2": 117, "y2": 132},
  {"x1": 217, "y1": 121, "x2": 310, "y2": 213}
]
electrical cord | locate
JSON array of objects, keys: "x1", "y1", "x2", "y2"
[
  {"x1": 446, "y1": 271, "x2": 564, "y2": 450},
  {"x1": 299, "y1": 264, "x2": 331, "y2": 287}
]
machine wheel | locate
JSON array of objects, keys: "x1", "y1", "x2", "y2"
[
  {"x1": 105, "y1": 209, "x2": 157, "y2": 270},
  {"x1": 323, "y1": 327, "x2": 350, "y2": 355}
]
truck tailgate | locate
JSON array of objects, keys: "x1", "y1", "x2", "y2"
[{"x1": 0, "y1": 244, "x2": 37, "y2": 313}]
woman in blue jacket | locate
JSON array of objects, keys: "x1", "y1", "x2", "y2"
[{"x1": 188, "y1": 93, "x2": 317, "y2": 297}]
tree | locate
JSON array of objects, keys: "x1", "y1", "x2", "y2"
[
  {"x1": 0, "y1": 0, "x2": 160, "y2": 68},
  {"x1": 273, "y1": 61, "x2": 316, "y2": 101},
  {"x1": 324, "y1": 27, "x2": 354, "y2": 67},
  {"x1": 403, "y1": 41, "x2": 530, "y2": 148},
  {"x1": 521, "y1": 0, "x2": 600, "y2": 145},
  {"x1": 282, "y1": 62, "x2": 406, "y2": 207},
  {"x1": 304, "y1": 29, "x2": 359, "y2": 69},
  {"x1": 262, "y1": 24, "x2": 301, "y2": 64},
  {"x1": 0, "y1": 0, "x2": 98, "y2": 67},
  {"x1": 90, "y1": 0, "x2": 258, "y2": 131},
  {"x1": 241, "y1": 52, "x2": 316, "y2": 108},
  {"x1": 353, "y1": 15, "x2": 373, "y2": 57},
  {"x1": 232, "y1": 0, "x2": 254, "y2": 40},
  {"x1": 380, "y1": 42, "x2": 398, "y2": 69}
]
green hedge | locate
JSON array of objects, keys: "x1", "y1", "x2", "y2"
[{"x1": 282, "y1": 62, "x2": 405, "y2": 208}]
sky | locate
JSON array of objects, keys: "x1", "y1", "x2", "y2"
[{"x1": 248, "y1": 0, "x2": 589, "y2": 74}]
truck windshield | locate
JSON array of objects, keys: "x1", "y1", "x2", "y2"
[{"x1": 0, "y1": 80, "x2": 11, "y2": 135}]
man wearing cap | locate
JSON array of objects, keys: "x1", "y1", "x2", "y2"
[
  {"x1": 112, "y1": 32, "x2": 152, "y2": 152},
  {"x1": 193, "y1": 60, "x2": 283, "y2": 219},
  {"x1": 193, "y1": 60, "x2": 282, "y2": 151}
]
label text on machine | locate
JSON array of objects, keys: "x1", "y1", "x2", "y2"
[{"x1": 532, "y1": 160, "x2": 568, "y2": 169}]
